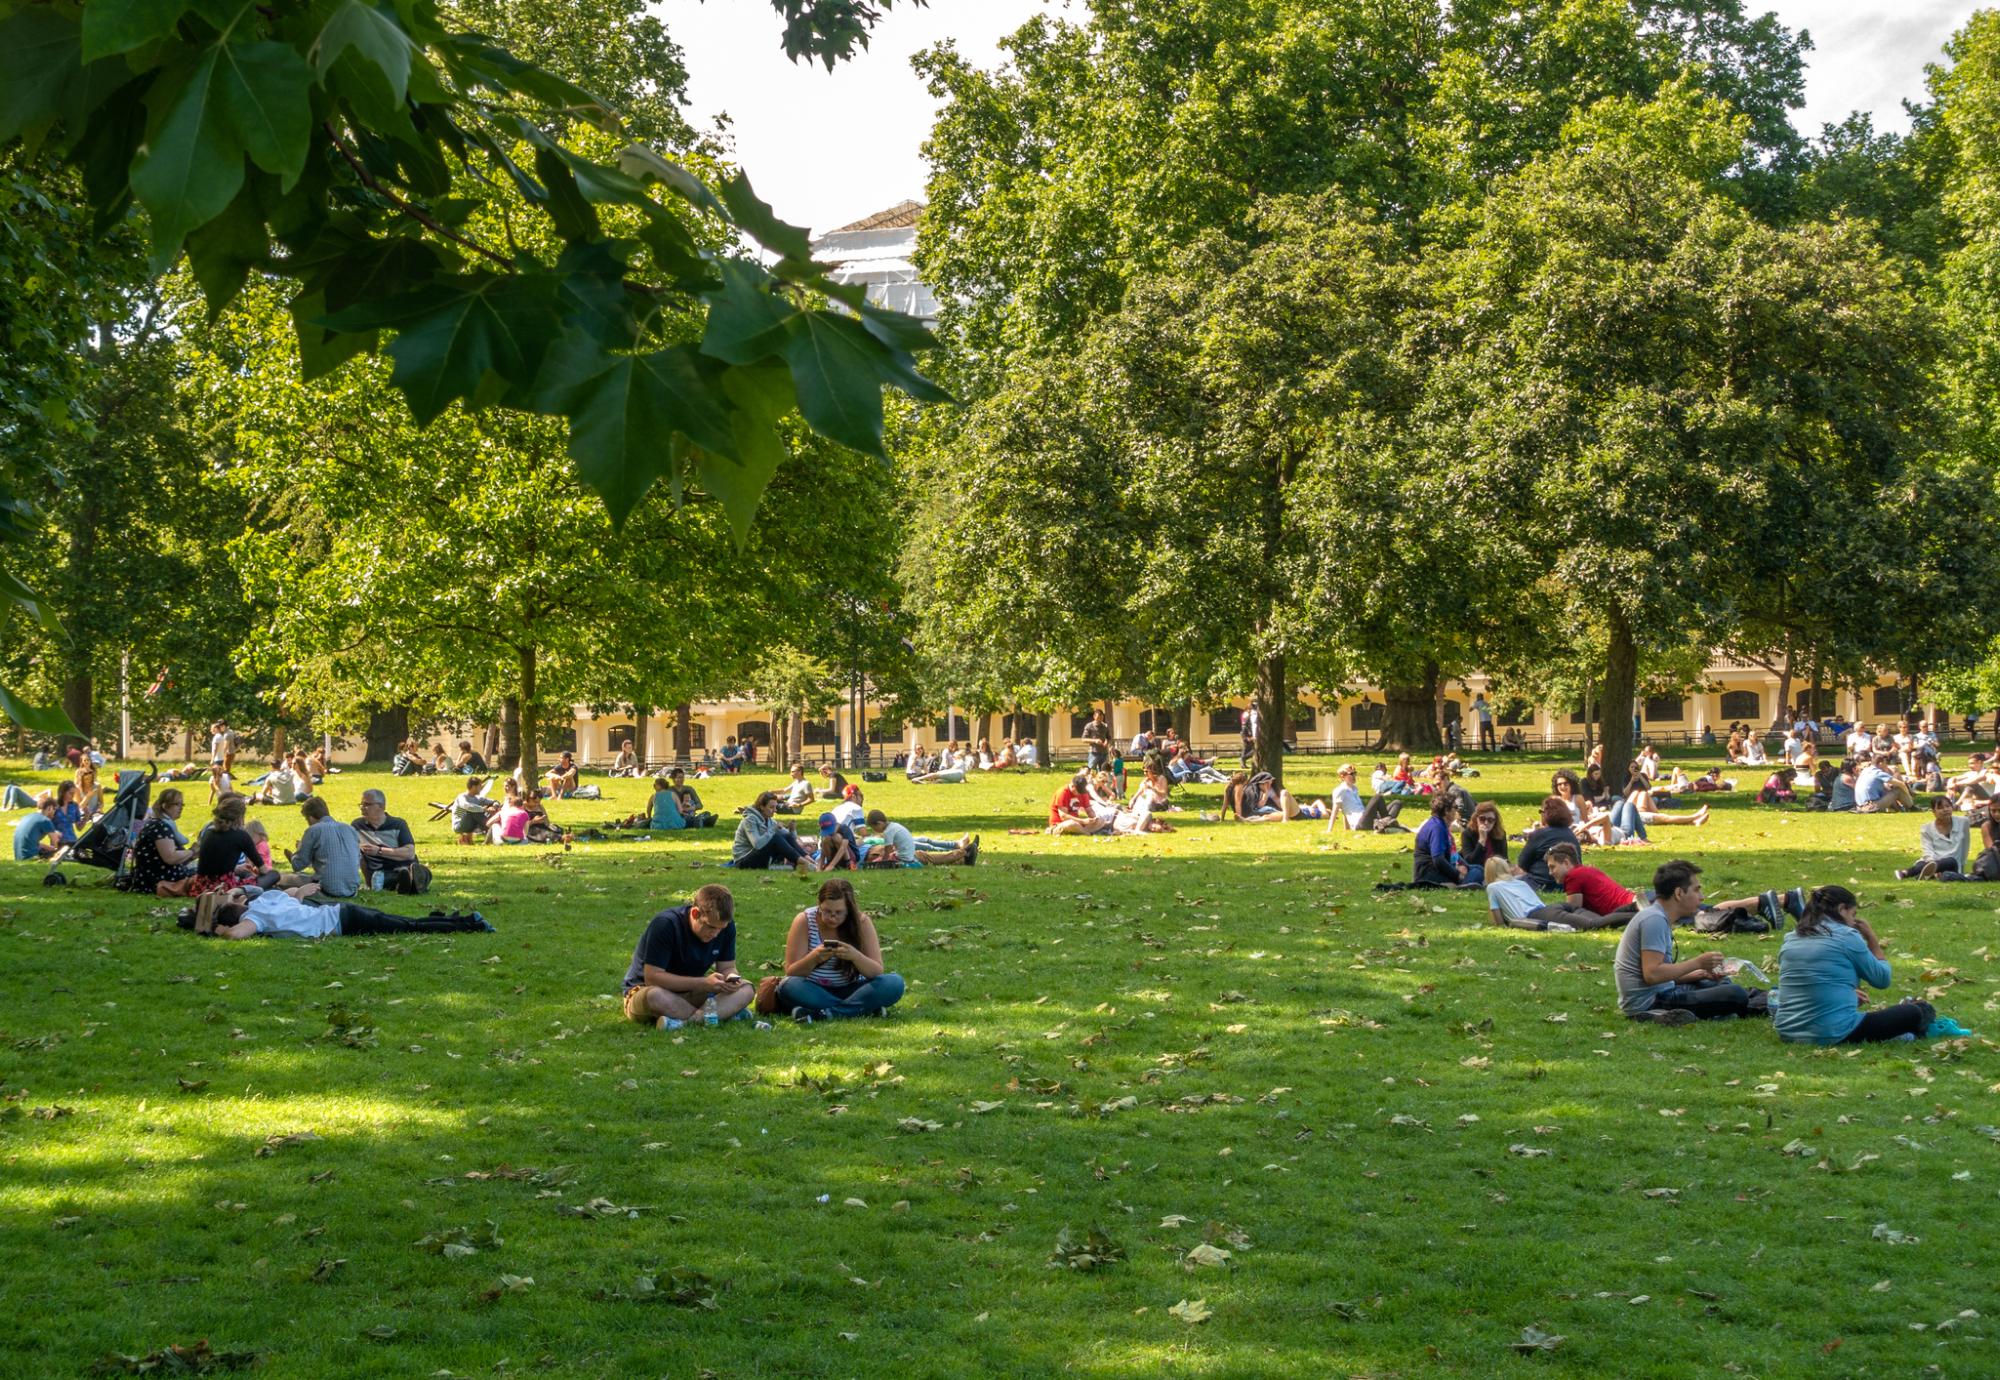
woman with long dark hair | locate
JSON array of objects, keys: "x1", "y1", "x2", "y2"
[
  {"x1": 1774, "y1": 885, "x2": 1933, "y2": 1044},
  {"x1": 1460, "y1": 801, "x2": 1508, "y2": 872},
  {"x1": 776, "y1": 877, "x2": 905, "y2": 1021}
]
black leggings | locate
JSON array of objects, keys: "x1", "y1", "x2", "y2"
[
  {"x1": 335, "y1": 903, "x2": 486, "y2": 935},
  {"x1": 1655, "y1": 980, "x2": 1770, "y2": 1020},
  {"x1": 1358, "y1": 794, "x2": 1404, "y2": 830},
  {"x1": 737, "y1": 832, "x2": 808, "y2": 869},
  {"x1": 1843, "y1": 1000, "x2": 1935, "y2": 1043}
]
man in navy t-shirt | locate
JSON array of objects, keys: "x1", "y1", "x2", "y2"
[{"x1": 621, "y1": 883, "x2": 752, "y2": 1029}]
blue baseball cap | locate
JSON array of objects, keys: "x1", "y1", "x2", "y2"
[{"x1": 817, "y1": 811, "x2": 838, "y2": 834}]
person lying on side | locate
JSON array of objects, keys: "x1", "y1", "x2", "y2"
[
  {"x1": 1484, "y1": 857, "x2": 1583, "y2": 931},
  {"x1": 1544, "y1": 844, "x2": 1638, "y2": 928}
]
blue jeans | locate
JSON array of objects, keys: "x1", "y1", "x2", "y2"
[
  {"x1": 1609, "y1": 799, "x2": 1648, "y2": 841},
  {"x1": 912, "y1": 836, "x2": 956, "y2": 851},
  {"x1": 778, "y1": 973, "x2": 905, "y2": 1018}
]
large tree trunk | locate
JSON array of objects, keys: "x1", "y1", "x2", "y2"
[
  {"x1": 498, "y1": 697, "x2": 521, "y2": 770},
  {"x1": 516, "y1": 647, "x2": 540, "y2": 782},
  {"x1": 1378, "y1": 669, "x2": 1443, "y2": 752},
  {"x1": 272, "y1": 724, "x2": 288, "y2": 760},
  {"x1": 974, "y1": 712, "x2": 991, "y2": 750},
  {"x1": 631, "y1": 705, "x2": 649, "y2": 767},
  {"x1": 1034, "y1": 711, "x2": 1051, "y2": 767},
  {"x1": 61, "y1": 672, "x2": 93, "y2": 747},
  {"x1": 482, "y1": 720, "x2": 500, "y2": 762},
  {"x1": 1773, "y1": 637, "x2": 1794, "y2": 728},
  {"x1": 1254, "y1": 652, "x2": 1287, "y2": 785},
  {"x1": 1601, "y1": 612, "x2": 1639, "y2": 788},
  {"x1": 672, "y1": 702, "x2": 692, "y2": 758},
  {"x1": 789, "y1": 709, "x2": 805, "y2": 768},
  {"x1": 365, "y1": 706, "x2": 408, "y2": 762}
]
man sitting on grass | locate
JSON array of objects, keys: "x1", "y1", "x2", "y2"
[
  {"x1": 12, "y1": 798, "x2": 61, "y2": 861},
  {"x1": 775, "y1": 763, "x2": 816, "y2": 815},
  {"x1": 1615, "y1": 860, "x2": 1772, "y2": 1025},
  {"x1": 193, "y1": 886, "x2": 489, "y2": 939},
  {"x1": 353, "y1": 790, "x2": 420, "y2": 891},
  {"x1": 451, "y1": 777, "x2": 500, "y2": 844},
  {"x1": 287, "y1": 797, "x2": 362, "y2": 897},
  {"x1": 1047, "y1": 771, "x2": 1110, "y2": 836},
  {"x1": 620, "y1": 883, "x2": 753, "y2": 1030},
  {"x1": 1545, "y1": 844, "x2": 1641, "y2": 929}
]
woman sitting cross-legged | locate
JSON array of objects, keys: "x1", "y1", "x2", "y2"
[
  {"x1": 1774, "y1": 885, "x2": 1942, "y2": 1043},
  {"x1": 776, "y1": 877, "x2": 906, "y2": 1022}
]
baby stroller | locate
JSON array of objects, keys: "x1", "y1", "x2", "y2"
[{"x1": 45, "y1": 765, "x2": 155, "y2": 887}]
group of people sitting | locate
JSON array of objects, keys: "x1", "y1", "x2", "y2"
[
  {"x1": 9, "y1": 763, "x2": 108, "y2": 859},
  {"x1": 119, "y1": 787, "x2": 428, "y2": 900},
  {"x1": 904, "y1": 737, "x2": 1038, "y2": 782},
  {"x1": 1609, "y1": 860, "x2": 1966, "y2": 1042},
  {"x1": 1046, "y1": 765, "x2": 1177, "y2": 835},
  {"x1": 731, "y1": 786, "x2": 978, "y2": 869},
  {"x1": 620, "y1": 879, "x2": 905, "y2": 1027},
  {"x1": 391, "y1": 738, "x2": 490, "y2": 777}
]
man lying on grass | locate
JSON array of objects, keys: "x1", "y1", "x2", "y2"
[
  {"x1": 621, "y1": 883, "x2": 753, "y2": 1030},
  {"x1": 1616, "y1": 860, "x2": 1772, "y2": 1025},
  {"x1": 189, "y1": 887, "x2": 491, "y2": 939},
  {"x1": 1544, "y1": 844, "x2": 1640, "y2": 928}
]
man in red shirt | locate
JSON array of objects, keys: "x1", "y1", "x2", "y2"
[
  {"x1": 1546, "y1": 844, "x2": 1641, "y2": 927},
  {"x1": 1048, "y1": 771, "x2": 1110, "y2": 836}
]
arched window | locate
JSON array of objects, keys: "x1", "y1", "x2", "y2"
[
  {"x1": 734, "y1": 721, "x2": 772, "y2": 747},
  {"x1": 1718, "y1": 690, "x2": 1760, "y2": 721},
  {"x1": 1643, "y1": 696, "x2": 1684, "y2": 722},
  {"x1": 1350, "y1": 702, "x2": 1384, "y2": 731},
  {"x1": 1290, "y1": 703, "x2": 1316, "y2": 731},
  {"x1": 1208, "y1": 707, "x2": 1243, "y2": 735}
]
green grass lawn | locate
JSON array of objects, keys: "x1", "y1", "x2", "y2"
[{"x1": 2, "y1": 752, "x2": 1997, "y2": 1377}]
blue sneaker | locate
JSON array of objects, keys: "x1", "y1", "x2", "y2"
[
  {"x1": 656, "y1": 1016, "x2": 685, "y2": 1031},
  {"x1": 1928, "y1": 1016, "x2": 1973, "y2": 1038}
]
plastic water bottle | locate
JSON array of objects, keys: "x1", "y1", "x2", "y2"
[
  {"x1": 703, "y1": 996, "x2": 719, "y2": 1027},
  {"x1": 370, "y1": 869, "x2": 384, "y2": 891}
]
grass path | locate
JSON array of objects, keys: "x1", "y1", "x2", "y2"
[{"x1": 1, "y1": 753, "x2": 1996, "y2": 1376}]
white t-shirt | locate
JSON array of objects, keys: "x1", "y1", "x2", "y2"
[
  {"x1": 782, "y1": 777, "x2": 813, "y2": 806},
  {"x1": 1329, "y1": 782, "x2": 1367, "y2": 830},
  {"x1": 1486, "y1": 879, "x2": 1544, "y2": 924},
  {"x1": 831, "y1": 800, "x2": 865, "y2": 830},
  {"x1": 1638, "y1": 755, "x2": 1658, "y2": 780},
  {"x1": 878, "y1": 821, "x2": 917, "y2": 864},
  {"x1": 1846, "y1": 730, "x2": 1871, "y2": 757},
  {"x1": 249, "y1": 892, "x2": 341, "y2": 939},
  {"x1": 1014, "y1": 743, "x2": 1037, "y2": 767}
]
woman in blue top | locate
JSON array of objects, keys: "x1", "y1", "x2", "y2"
[
  {"x1": 1774, "y1": 885, "x2": 1933, "y2": 1043},
  {"x1": 49, "y1": 782, "x2": 84, "y2": 845},
  {"x1": 1413, "y1": 794, "x2": 1469, "y2": 887}
]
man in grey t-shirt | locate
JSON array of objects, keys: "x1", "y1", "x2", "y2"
[{"x1": 1614, "y1": 860, "x2": 1768, "y2": 1024}]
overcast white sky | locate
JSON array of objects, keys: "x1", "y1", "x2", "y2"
[{"x1": 661, "y1": 0, "x2": 1979, "y2": 236}]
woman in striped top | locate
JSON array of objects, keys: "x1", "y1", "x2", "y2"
[{"x1": 777, "y1": 878, "x2": 905, "y2": 1022}]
